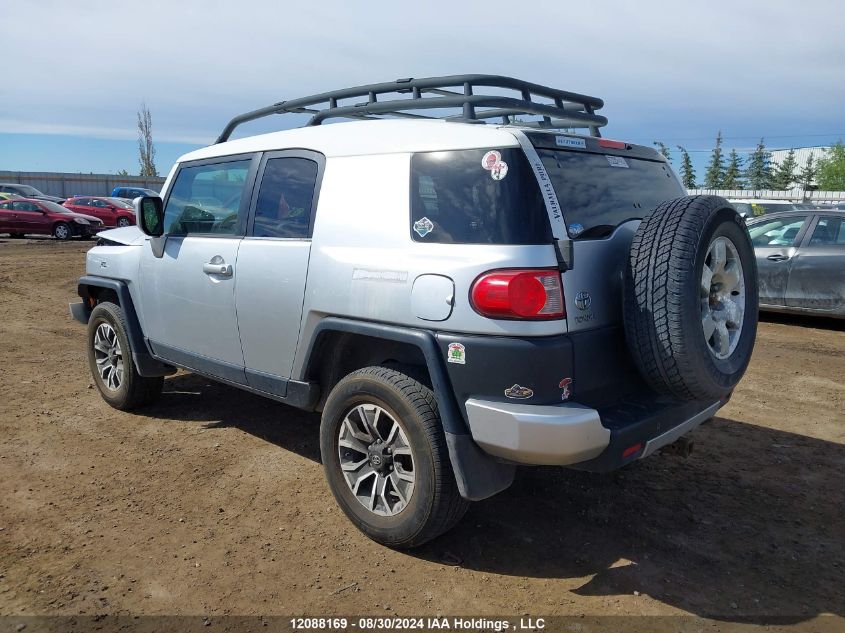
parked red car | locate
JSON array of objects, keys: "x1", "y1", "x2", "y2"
[
  {"x1": 0, "y1": 198, "x2": 103, "y2": 240},
  {"x1": 63, "y1": 196, "x2": 136, "y2": 227}
]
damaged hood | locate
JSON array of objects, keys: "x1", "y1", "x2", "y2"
[{"x1": 97, "y1": 225, "x2": 146, "y2": 246}]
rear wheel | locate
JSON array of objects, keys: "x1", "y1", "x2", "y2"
[
  {"x1": 87, "y1": 301, "x2": 163, "y2": 410},
  {"x1": 117, "y1": 217, "x2": 131, "y2": 227},
  {"x1": 624, "y1": 195, "x2": 758, "y2": 401},
  {"x1": 9, "y1": 232, "x2": 25, "y2": 239},
  {"x1": 53, "y1": 222, "x2": 71, "y2": 240},
  {"x1": 320, "y1": 366, "x2": 468, "y2": 549}
]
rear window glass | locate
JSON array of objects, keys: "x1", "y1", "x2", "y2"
[
  {"x1": 536, "y1": 149, "x2": 684, "y2": 238},
  {"x1": 410, "y1": 148, "x2": 551, "y2": 244}
]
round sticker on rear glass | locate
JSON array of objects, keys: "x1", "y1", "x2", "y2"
[
  {"x1": 490, "y1": 161, "x2": 508, "y2": 180},
  {"x1": 481, "y1": 150, "x2": 502, "y2": 170}
]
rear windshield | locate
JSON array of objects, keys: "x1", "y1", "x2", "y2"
[
  {"x1": 410, "y1": 148, "x2": 551, "y2": 244},
  {"x1": 536, "y1": 149, "x2": 684, "y2": 238}
]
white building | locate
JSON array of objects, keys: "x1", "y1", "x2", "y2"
[{"x1": 769, "y1": 146, "x2": 829, "y2": 176}]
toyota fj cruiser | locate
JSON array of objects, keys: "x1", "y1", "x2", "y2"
[{"x1": 71, "y1": 75, "x2": 758, "y2": 548}]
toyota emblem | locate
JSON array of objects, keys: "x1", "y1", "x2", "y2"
[{"x1": 575, "y1": 291, "x2": 592, "y2": 311}]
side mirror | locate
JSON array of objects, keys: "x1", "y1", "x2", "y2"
[{"x1": 135, "y1": 196, "x2": 164, "y2": 236}]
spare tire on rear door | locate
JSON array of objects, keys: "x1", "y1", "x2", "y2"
[{"x1": 624, "y1": 195, "x2": 758, "y2": 401}]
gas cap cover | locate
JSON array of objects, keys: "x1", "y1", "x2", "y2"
[{"x1": 411, "y1": 274, "x2": 455, "y2": 321}]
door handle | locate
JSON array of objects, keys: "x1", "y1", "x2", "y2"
[
  {"x1": 766, "y1": 254, "x2": 789, "y2": 262},
  {"x1": 203, "y1": 262, "x2": 233, "y2": 276}
]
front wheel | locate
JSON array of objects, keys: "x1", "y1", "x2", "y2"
[
  {"x1": 53, "y1": 222, "x2": 71, "y2": 240},
  {"x1": 87, "y1": 301, "x2": 163, "y2": 410},
  {"x1": 320, "y1": 366, "x2": 469, "y2": 549}
]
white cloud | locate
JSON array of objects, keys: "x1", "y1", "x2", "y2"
[{"x1": 2, "y1": 0, "x2": 843, "y2": 146}]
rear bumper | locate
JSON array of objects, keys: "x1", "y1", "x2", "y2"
[{"x1": 465, "y1": 396, "x2": 722, "y2": 470}]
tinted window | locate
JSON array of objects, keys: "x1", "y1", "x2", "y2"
[
  {"x1": 14, "y1": 201, "x2": 42, "y2": 212},
  {"x1": 91, "y1": 199, "x2": 109, "y2": 208},
  {"x1": 808, "y1": 217, "x2": 845, "y2": 246},
  {"x1": 748, "y1": 216, "x2": 807, "y2": 247},
  {"x1": 75, "y1": 198, "x2": 92, "y2": 206},
  {"x1": 252, "y1": 157, "x2": 318, "y2": 238},
  {"x1": 537, "y1": 149, "x2": 684, "y2": 238},
  {"x1": 410, "y1": 148, "x2": 550, "y2": 244},
  {"x1": 163, "y1": 160, "x2": 251, "y2": 235}
]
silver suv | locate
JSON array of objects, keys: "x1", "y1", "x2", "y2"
[{"x1": 71, "y1": 76, "x2": 759, "y2": 548}]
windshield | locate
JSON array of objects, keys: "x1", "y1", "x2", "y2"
[
  {"x1": 106, "y1": 197, "x2": 133, "y2": 208},
  {"x1": 535, "y1": 149, "x2": 684, "y2": 238},
  {"x1": 16, "y1": 184, "x2": 44, "y2": 197},
  {"x1": 41, "y1": 201, "x2": 73, "y2": 214}
]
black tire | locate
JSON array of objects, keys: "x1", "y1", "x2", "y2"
[
  {"x1": 320, "y1": 366, "x2": 469, "y2": 549},
  {"x1": 87, "y1": 301, "x2": 163, "y2": 410},
  {"x1": 117, "y1": 217, "x2": 131, "y2": 227},
  {"x1": 53, "y1": 222, "x2": 71, "y2": 240},
  {"x1": 9, "y1": 232, "x2": 25, "y2": 239},
  {"x1": 624, "y1": 195, "x2": 758, "y2": 401}
]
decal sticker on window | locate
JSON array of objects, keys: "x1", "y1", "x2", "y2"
[
  {"x1": 413, "y1": 216, "x2": 434, "y2": 238},
  {"x1": 606, "y1": 155, "x2": 629, "y2": 168},
  {"x1": 481, "y1": 150, "x2": 502, "y2": 170},
  {"x1": 568, "y1": 223, "x2": 584, "y2": 238},
  {"x1": 504, "y1": 384, "x2": 533, "y2": 399},
  {"x1": 555, "y1": 136, "x2": 587, "y2": 149},
  {"x1": 447, "y1": 342, "x2": 466, "y2": 364},
  {"x1": 559, "y1": 377, "x2": 572, "y2": 401},
  {"x1": 490, "y1": 161, "x2": 508, "y2": 181}
]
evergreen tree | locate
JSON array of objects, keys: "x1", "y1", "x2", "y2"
[
  {"x1": 653, "y1": 141, "x2": 671, "y2": 162},
  {"x1": 745, "y1": 138, "x2": 773, "y2": 190},
  {"x1": 798, "y1": 154, "x2": 817, "y2": 191},
  {"x1": 137, "y1": 103, "x2": 158, "y2": 177},
  {"x1": 703, "y1": 131, "x2": 725, "y2": 189},
  {"x1": 722, "y1": 149, "x2": 744, "y2": 189},
  {"x1": 816, "y1": 141, "x2": 845, "y2": 190},
  {"x1": 676, "y1": 146, "x2": 697, "y2": 189},
  {"x1": 771, "y1": 149, "x2": 798, "y2": 190}
]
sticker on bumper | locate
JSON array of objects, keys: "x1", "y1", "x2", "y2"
[{"x1": 504, "y1": 384, "x2": 533, "y2": 399}]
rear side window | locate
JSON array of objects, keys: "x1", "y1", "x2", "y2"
[
  {"x1": 410, "y1": 148, "x2": 551, "y2": 244},
  {"x1": 536, "y1": 149, "x2": 684, "y2": 238},
  {"x1": 252, "y1": 157, "x2": 318, "y2": 238}
]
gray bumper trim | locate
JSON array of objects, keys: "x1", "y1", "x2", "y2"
[
  {"x1": 464, "y1": 398, "x2": 610, "y2": 465},
  {"x1": 640, "y1": 400, "x2": 721, "y2": 458}
]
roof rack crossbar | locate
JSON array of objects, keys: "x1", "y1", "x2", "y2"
[{"x1": 215, "y1": 74, "x2": 607, "y2": 143}]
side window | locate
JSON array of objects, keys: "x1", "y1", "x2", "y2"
[
  {"x1": 163, "y1": 159, "x2": 251, "y2": 236},
  {"x1": 252, "y1": 157, "x2": 318, "y2": 239},
  {"x1": 808, "y1": 217, "x2": 844, "y2": 246},
  {"x1": 91, "y1": 199, "x2": 107, "y2": 208},
  {"x1": 747, "y1": 216, "x2": 807, "y2": 247}
]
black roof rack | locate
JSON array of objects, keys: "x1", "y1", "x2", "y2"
[{"x1": 216, "y1": 74, "x2": 607, "y2": 144}]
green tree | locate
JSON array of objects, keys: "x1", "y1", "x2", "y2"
[
  {"x1": 137, "y1": 103, "x2": 158, "y2": 177},
  {"x1": 816, "y1": 141, "x2": 845, "y2": 190},
  {"x1": 771, "y1": 149, "x2": 798, "y2": 190},
  {"x1": 653, "y1": 141, "x2": 671, "y2": 162},
  {"x1": 798, "y1": 154, "x2": 817, "y2": 191},
  {"x1": 116, "y1": 169, "x2": 130, "y2": 177},
  {"x1": 722, "y1": 149, "x2": 744, "y2": 189},
  {"x1": 703, "y1": 131, "x2": 725, "y2": 189},
  {"x1": 676, "y1": 145, "x2": 697, "y2": 189},
  {"x1": 745, "y1": 138, "x2": 773, "y2": 190}
]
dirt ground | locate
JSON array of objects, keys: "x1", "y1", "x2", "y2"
[{"x1": 0, "y1": 239, "x2": 843, "y2": 627}]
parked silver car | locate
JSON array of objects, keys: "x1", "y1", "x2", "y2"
[
  {"x1": 69, "y1": 75, "x2": 760, "y2": 548},
  {"x1": 747, "y1": 210, "x2": 845, "y2": 318}
]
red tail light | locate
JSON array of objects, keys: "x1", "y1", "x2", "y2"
[{"x1": 470, "y1": 269, "x2": 565, "y2": 320}]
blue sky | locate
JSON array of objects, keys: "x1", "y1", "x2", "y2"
[{"x1": 2, "y1": 0, "x2": 843, "y2": 178}]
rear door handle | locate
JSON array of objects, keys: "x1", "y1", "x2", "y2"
[
  {"x1": 767, "y1": 254, "x2": 789, "y2": 262},
  {"x1": 203, "y1": 262, "x2": 233, "y2": 276}
]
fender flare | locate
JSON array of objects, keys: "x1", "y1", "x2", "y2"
[
  {"x1": 76, "y1": 275, "x2": 174, "y2": 377},
  {"x1": 300, "y1": 317, "x2": 515, "y2": 500}
]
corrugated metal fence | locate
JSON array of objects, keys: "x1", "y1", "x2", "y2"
[
  {"x1": 0, "y1": 171, "x2": 166, "y2": 198},
  {"x1": 689, "y1": 189, "x2": 845, "y2": 202}
]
